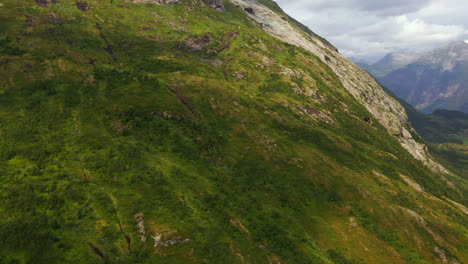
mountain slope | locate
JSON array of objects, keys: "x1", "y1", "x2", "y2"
[
  {"x1": 379, "y1": 85, "x2": 468, "y2": 178},
  {"x1": 0, "y1": 0, "x2": 467, "y2": 263},
  {"x1": 232, "y1": 0, "x2": 445, "y2": 172},
  {"x1": 378, "y1": 41, "x2": 468, "y2": 113}
]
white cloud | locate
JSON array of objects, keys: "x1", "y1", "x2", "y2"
[
  {"x1": 395, "y1": 17, "x2": 464, "y2": 43},
  {"x1": 275, "y1": 0, "x2": 468, "y2": 62},
  {"x1": 278, "y1": 0, "x2": 431, "y2": 16}
]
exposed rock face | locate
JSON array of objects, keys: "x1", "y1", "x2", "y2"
[
  {"x1": 185, "y1": 34, "x2": 212, "y2": 51},
  {"x1": 43, "y1": 12, "x2": 63, "y2": 25},
  {"x1": 229, "y1": 0, "x2": 446, "y2": 173},
  {"x1": 399, "y1": 174, "x2": 423, "y2": 192},
  {"x1": 205, "y1": 0, "x2": 225, "y2": 11},
  {"x1": 444, "y1": 197, "x2": 468, "y2": 214},
  {"x1": 200, "y1": 58, "x2": 223, "y2": 67},
  {"x1": 213, "y1": 31, "x2": 239, "y2": 54},
  {"x1": 434, "y1": 246, "x2": 460, "y2": 264},
  {"x1": 75, "y1": 1, "x2": 89, "y2": 12},
  {"x1": 134, "y1": 212, "x2": 146, "y2": 242},
  {"x1": 244, "y1": 7, "x2": 254, "y2": 14},
  {"x1": 403, "y1": 208, "x2": 448, "y2": 247},
  {"x1": 36, "y1": 0, "x2": 52, "y2": 8},
  {"x1": 151, "y1": 233, "x2": 190, "y2": 253}
]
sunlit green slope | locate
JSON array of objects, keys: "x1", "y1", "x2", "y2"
[{"x1": 0, "y1": 0, "x2": 467, "y2": 263}]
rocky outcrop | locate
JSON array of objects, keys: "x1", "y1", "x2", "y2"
[
  {"x1": 200, "y1": 58, "x2": 223, "y2": 67},
  {"x1": 444, "y1": 197, "x2": 468, "y2": 214},
  {"x1": 36, "y1": 0, "x2": 50, "y2": 8},
  {"x1": 229, "y1": 0, "x2": 446, "y2": 173},
  {"x1": 434, "y1": 246, "x2": 460, "y2": 264},
  {"x1": 152, "y1": 233, "x2": 190, "y2": 253},
  {"x1": 75, "y1": 1, "x2": 89, "y2": 12},
  {"x1": 185, "y1": 34, "x2": 212, "y2": 51},
  {"x1": 135, "y1": 212, "x2": 146, "y2": 242},
  {"x1": 35, "y1": 0, "x2": 58, "y2": 8},
  {"x1": 205, "y1": 0, "x2": 225, "y2": 11},
  {"x1": 42, "y1": 12, "x2": 63, "y2": 25},
  {"x1": 399, "y1": 174, "x2": 423, "y2": 192}
]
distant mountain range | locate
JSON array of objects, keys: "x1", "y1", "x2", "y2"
[
  {"x1": 357, "y1": 53, "x2": 420, "y2": 78},
  {"x1": 355, "y1": 41, "x2": 468, "y2": 113}
]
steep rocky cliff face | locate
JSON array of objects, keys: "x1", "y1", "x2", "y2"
[
  {"x1": 231, "y1": 0, "x2": 446, "y2": 173},
  {"x1": 0, "y1": 0, "x2": 466, "y2": 263}
]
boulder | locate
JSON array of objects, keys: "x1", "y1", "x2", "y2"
[
  {"x1": 185, "y1": 34, "x2": 212, "y2": 52},
  {"x1": 205, "y1": 0, "x2": 225, "y2": 11},
  {"x1": 76, "y1": 1, "x2": 89, "y2": 12}
]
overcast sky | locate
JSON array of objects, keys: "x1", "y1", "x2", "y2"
[{"x1": 276, "y1": 0, "x2": 468, "y2": 62}]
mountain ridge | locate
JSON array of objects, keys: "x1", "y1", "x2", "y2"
[
  {"x1": 233, "y1": 0, "x2": 446, "y2": 172},
  {"x1": 363, "y1": 52, "x2": 420, "y2": 78},
  {"x1": 366, "y1": 41, "x2": 468, "y2": 113}
]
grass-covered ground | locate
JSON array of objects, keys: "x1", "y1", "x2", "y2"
[{"x1": 0, "y1": 0, "x2": 467, "y2": 263}]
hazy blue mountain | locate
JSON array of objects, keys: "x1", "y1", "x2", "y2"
[
  {"x1": 369, "y1": 52, "x2": 420, "y2": 78},
  {"x1": 375, "y1": 41, "x2": 468, "y2": 113}
]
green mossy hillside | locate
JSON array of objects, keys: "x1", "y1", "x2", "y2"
[{"x1": 0, "y1": 0, "x2": 467, "y2": 263}]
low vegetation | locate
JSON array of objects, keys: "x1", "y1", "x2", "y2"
[{"x1": 0, "y1": 0, "x2": 466, "y2": 263}]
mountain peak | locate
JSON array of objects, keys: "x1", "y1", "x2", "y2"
[
  {"x1": 363, "y1": 52, "x2": 419, "y2": 78},
  {"x1": 419, "y1": 39, "x2": 468, "y2": 68},
  {"x1": 378, "y1": 40, "x2": 468, "y2": 113}
]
